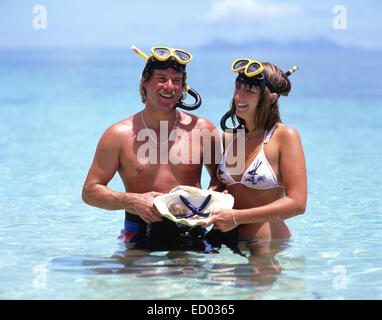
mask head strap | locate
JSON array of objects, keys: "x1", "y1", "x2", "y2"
[
  {"x1": 236, "y1": 71, "x2": 277, "y2": 93},
  {"x1": 142, "y1": 56, "x2": 186, "y2": 76}
]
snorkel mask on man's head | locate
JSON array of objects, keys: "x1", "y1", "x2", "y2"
[
  {"x1": 220, "y1": 59, "x2": 299, "y2": 132},
  {"x1": 132, "y1": 45, "x2": 202, "y2": 111},
  {"x1": 142, "y1": 47, "x2": 192, "y2": 75}
]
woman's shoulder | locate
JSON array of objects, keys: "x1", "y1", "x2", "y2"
[
  {"x1": 274, "y1": 123, "x2": 301, "y2": 140},
  {"x1": 273, "y1": 123, "x2": 302, "y2": 149}
]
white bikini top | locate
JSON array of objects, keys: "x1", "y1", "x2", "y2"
[{"x1": 217, "y1": 125, "x2": 284, "y2": 190}]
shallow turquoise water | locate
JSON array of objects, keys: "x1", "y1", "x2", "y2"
[{"x1": 0, "y1": 47, "x2": 381, "y2": 299}]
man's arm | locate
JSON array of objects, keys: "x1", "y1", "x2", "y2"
[
  {"x1": 82, "y1": 125, "x2": 130, "y2": 210},
  {"x1": 82, "y1": 125, "x2": 162, "y2": 223}
]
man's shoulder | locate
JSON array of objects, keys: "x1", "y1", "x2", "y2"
[
  {"x1": 99, "y1": 114, "x2": 140, "y2": 146},
  {"x1": 105, "y1": 113, "x2": 138, "y2": 135}
]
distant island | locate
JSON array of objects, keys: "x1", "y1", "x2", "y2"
[{"x1": 197, "y1": 37, "x2": 364, "y2": 52}]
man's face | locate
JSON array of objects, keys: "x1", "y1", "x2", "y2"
[{"x1": 143, "y1": 68, "x2": 184, "y2": 110}]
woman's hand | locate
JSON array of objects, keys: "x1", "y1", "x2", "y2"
[{"x1": 203, "y1": 208, "x2": 238, "y2": 232}]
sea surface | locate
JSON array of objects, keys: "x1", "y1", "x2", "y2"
[{"x1": 0, "y1": 45, "x2": 381, "y2": 299}]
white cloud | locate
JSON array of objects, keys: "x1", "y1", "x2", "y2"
[{"x1": 205, "y1": 0, "x2": 302, "y2": 23}]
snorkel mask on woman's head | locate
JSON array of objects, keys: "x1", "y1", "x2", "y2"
[
  {"x1": 232, "y1": 59, "x2": 277, "y2": 93},
  {"x1": 132, "y1": 45, "x2": 202, "y2": 111},
  {"x1": 221, "y1": 59, "x2": 299, "y2": 133}
]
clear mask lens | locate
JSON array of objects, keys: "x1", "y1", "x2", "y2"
[
  {"x1": 154, "y1": 48, "x2": 171, "y2": 58},
  {"x1": 174, "y1": 50, "x2": 191, "y2": 62},
  {"x1": 233, "y1": 59, "x2": 250, "y2": 70},
  {"x1": 247, "y1": 62, "x2": 261, "y2": 74}
]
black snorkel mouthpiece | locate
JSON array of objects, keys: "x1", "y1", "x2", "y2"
[{"x1": 220, "y1": 65, "x2": 299, "y2": 133}]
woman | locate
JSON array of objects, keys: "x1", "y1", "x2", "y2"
[{"x1": 204, "y1": 59, "x2": 307, "y2": 241}]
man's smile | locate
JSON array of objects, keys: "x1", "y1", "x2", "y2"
[{"x1": 159, "y1": 90, "x2": 177, "y2": 99}]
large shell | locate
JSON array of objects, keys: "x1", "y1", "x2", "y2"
[{"x1": 153, "y1": 186, "x2": 234, "y2": 227}]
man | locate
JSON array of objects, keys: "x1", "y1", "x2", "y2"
[{"x1": 82, "y1": 47, "x2": 221, "y2": 250}]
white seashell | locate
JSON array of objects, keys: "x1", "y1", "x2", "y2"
[{"x1": 153, "y1": 186, "x2": 234, "y2": 227}]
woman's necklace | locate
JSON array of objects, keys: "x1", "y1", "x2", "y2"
[{"x1": 141, "y1": 110, "x2": 179, "y2": 144}]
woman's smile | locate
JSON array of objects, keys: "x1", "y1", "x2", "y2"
[{"x1": 236, "y1": 103, "x2": 249, "y2": 109}]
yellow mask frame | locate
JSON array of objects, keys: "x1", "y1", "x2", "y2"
[
  {"x1": 151, "y1": 47, "x2": 192, "y2": 65},
  {"x1": 232, "y1": 59, "x2": 264, "y2": 77}
]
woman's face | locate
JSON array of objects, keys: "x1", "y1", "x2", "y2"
[{"x1": 233, "y1": 82, "x2": 261, "y2": 122}]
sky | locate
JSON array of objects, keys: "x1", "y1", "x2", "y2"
[{"x1": 1, "y1": 0, "x2": 381, "y2": 51}]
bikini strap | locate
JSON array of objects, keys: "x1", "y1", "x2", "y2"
[
  {"x1": 223, "y1": 134, "x2": 238, "y2": 157},
  {"x1": 263, "y1": 124, "x2": 277, "y2": 144}
]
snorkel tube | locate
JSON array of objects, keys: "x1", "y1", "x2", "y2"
[
  {"x1": 220, "y1": 110, "x2": 245, "y2": 133},
  {"x1": 220, "y1": 65, "x2": 299, "y2": 133},
  {"x1": 131, "y1": 45, "x2": 202, "y2": 111}
]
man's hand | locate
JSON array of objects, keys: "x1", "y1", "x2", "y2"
[{"x1": 131, "y1": 191, "x2": 163, "y2": 223}]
